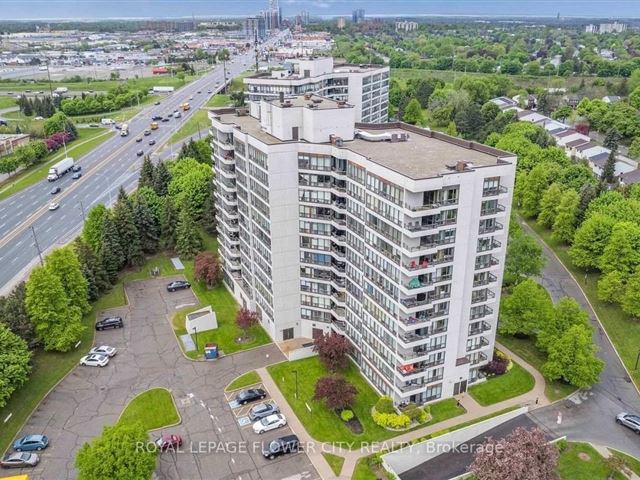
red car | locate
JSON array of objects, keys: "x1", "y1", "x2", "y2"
[{"x1": 155, "y1": 434, "x2": 183, "y2": 452}]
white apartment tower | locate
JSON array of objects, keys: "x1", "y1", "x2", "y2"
[
  {"x1": 210, "y1": 95, "x2": 516, "y2": 405},
  {"x1": 244, "y1": 57, "x2": 389, "y2": 123}
]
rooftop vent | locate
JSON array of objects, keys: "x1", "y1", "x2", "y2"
[
  {"x1": 235, "y1": 107, "x2": 248, "y2": 117},
  {"x1": 303, "y1": 92, "x2": 313, "y2": 100},
  {"x1": 312, "y1": 98, "x2": 323, "y2": 104},
  {"x1": 446, "y1": 161, "x2": 473, "y2": 172},
  {"x1": 308, "y1": 103, "x2": 317, "y2": 109},
  {"x1": 330, "y1": 135, "x2": 344, "y2": 147}
]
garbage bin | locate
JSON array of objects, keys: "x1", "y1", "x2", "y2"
[{"x1": 204, "y1": 343, "x2": 218, "y2": 359}]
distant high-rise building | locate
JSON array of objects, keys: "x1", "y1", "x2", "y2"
[
  {"x1": 245, "y1": 16, "x2": 266, "y2": 40},
  {"x1": 599, "y1": 21, "x2": 627, "y2": 34},
  {"x1": 337, "y1": 17, "x2": 346, "y2": 29},
  {"x1": 352, "y1": 9, "x2": 365, "y2": 24},
  {"x1": 395, "y1": 21, "x2": 418, "y2": 33}
]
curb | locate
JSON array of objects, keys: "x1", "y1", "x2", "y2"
[{"x1": 116, "y1": 386, "x2": 183, "y2": 431}]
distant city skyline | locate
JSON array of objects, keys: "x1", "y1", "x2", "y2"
[{"x1": 1, "y1": 0, "x2": 640, "y2": 21}]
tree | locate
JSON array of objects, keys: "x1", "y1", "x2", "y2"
[
  {"x1": 168, "y1": 157, "x2": 213, "y2": 221},
  {"x1": 601, "y1": 149, "x2": 617, "y2": 184},
  {"x1": 568, "y1": 213, "x2": 616, "y2": 269},
  {"x1": 201, "y1": 179, "x2": 217, "y2": 234},
  {"x1": 402, "y1": 98, "x2": 423, "y2": 125},
  {"x1": 194, "y1": 251, "x2": 222, "y2": 287},
  {"x1": 138, "y1": 155, "x2": 155, "y2": 190},
  {"x1": 0, "y1": 323, "x2": 31, "y2": 408},
  {"x1": 537, "y1": 183, "x2": 563, "y2": 228},
  {"x1": 160, "y1": 196, "x2": 178, "y2": 250},
  {"x1": 113, "y1": 195, "x2": 143, "y2": 267},
  {"x1": 629, "y1": 137, "x2": 640, "y2": 160},
  {"x1": 0, "y1": 282, "x2": 36, "y2": 347},
  {"x1": 576, "y1": 182, "x2": 597, "y2": 224},
  {"x1": 132, "y1": 195, "x2": 160, "y2": 254},
  {"x1": 551, "y1": 189, "x2": 579, "y2": 244},
  {"x1": 313, "y1": 332, "x2": 351, "y2": 373},
  {"x1": 313, "y1": 376, "x2": 357, "y2": 411},
  {"x1": 45, "y1": 247, "x2": 90, "y2": 314},
  {"x1": 74, "y1": 238, "x2": 109, "y2": 302},
  {"x1": 600, "y1": 222, "x2": 640, "y2": 276},
  {"x1": 75, "y1": 422, "x2": 157, "y2": 480},
  {"x1": 521, "y1": 163, "x2": 562, "y2": 218},
  {"x1": 498, "y1": 279, "x2": 554, "y2": 336},
  {"x1": 597, "y1": 270, "x2": 626, "y2": 304},
  {"x1": 504, "y1": 227, "x2": 545, "y2": 286},
  {"x1": 543, "y1": 324, "x2": 604, "y2": 388},
  {"x1": 622, "y1": 270, "x2": 640, "y2": 318},
  {"x1": 537, "y1": 298, "x2": 590, "y2": 353},
  {"x1": 469, "y1": 427, "x2": 559, "y2": 480},
  {"x1": 235, "y1": 308, "x2": 259, "y2": 339},
  {"x1": 175, "y1": 207, "x2": 202, "y2": 259},
  {"x1": 552, "y1": 105, "x2": 573, "y2": 122},
  {"x1": 25, "y1": 265, "x2": 84, "y2": 352},
  {"x1": 100, "y1": 214, "x2": 124, "y2": 283},
  {"x1": 603, "y1": 127, "x2": 622, "y2": 151},
  {"x1": 454, "y1": 102, "x2": 484, "y2": 140},
  {"x1": 153, "y1": 161, "x2": 171, "y2": 197},
  {"x1": 82, "y1": 204, "x2": 109, "y2": 252}
]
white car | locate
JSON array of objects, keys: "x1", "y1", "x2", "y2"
[
  {"x1": 48, "y1": 202, "x2": 59, "y2": 211},
  {"x1": 253, "y1": 414, "x2": 286, "y2": 434},
  {"x1": 79, "y1": 354, "x2": 109, "y2": 367},
  {"x1": 89, "y1": 345, "x2": 117, "y2": 357}
]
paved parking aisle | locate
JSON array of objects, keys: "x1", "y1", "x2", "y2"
[{"x1": 2, "y1": 277, "x2": 320, "y2": 480}]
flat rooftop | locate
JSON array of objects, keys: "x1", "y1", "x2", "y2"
[
  {"x1": 267, "y1": 94, "x2": 346, "y2": 110},
  {"x1": 246, "y1": 62, "x2": 387, "y2": 80}
]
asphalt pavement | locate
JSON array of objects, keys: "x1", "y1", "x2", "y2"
[{"x1": 0, "y1": 34, "x2": 283, "y2": 295}]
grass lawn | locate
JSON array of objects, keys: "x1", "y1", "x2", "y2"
[
  {"x1": 225, "y1": 371, "x2": 261, "y2": 391},
  {"x1": 523, "y1": 216, "x2": 640, "y2": 389},
  {"x1": 206, "y1": 94, "x2": 231, "y2": 108},
  {"x1": 267, "y1": 356, "x2": 465, "y2": 446},
  {"x1": 427, "y1": 398, "x2": 466, "y2": 424},
  {"x1": 323, "y1": 452, "x2": 345, "y2": 477},
  {"x1": 0, "y1": 127, "x2": 113, "y2": 201},
  {"x1": 0, "y1": 97, "x2": 17, "y2": 109},
  {"x1": 610, "y1": 449, "x2": 640, "y2": 476},
  {"x1": 497, "y1": 333, "x2": 576, "y2": 402},
  {"x1": 468, "y1": 361, "x2": 535, "y2": 406},
  {"x1": 70, "y1": 94, "x2": 157, "y2": 124},
  {"x1": 118, "y1": 388, "x2": 180, "y2": 431},
  {"x1": 169, "y1": 108, "x2": 210, "y2": 143},
  {"x1": 558, "y1": 442, "x2": 626, "y2": 480}
]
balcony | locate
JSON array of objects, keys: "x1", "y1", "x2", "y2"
[
  {"x1": 396, "y1": 382, "x2": 425, "y2": 393},
  {"x1": 480, "y1": 204, "x2": 506, "y2": 216},
  {"x1": 475, "y1": 256, "x2": 499, "y2": 271},
  {"x1": 398, "y1": 325, "x2": 447, "y2": 347},
  {"x1": 482, "y1": 185, "x2": 508, "y2": 197},
  {"x1": 470, "y1": 351, "x2": 488, "y2": 365},
  {"x1": 473, "y1": 273, "x2": 498, "y2": 287},
  {"x1": 399, "y1": 308, "x2": 449, "y2": 327},
  {"x1": 396, "y1": 358, "x2": 444, "y2": 377},
  {"x1": 402, "y1": 236, "x2": 455, "y2": 254},
  {"x1": 332, "y1": 319, "x2": 347, "y2": 333},
  {"x1": 404, "y1": 217, "x2": 456, "y2": 233},
  {"x1": 471, "y1": 289, "x2": 496, "y2": 304},
  {"x1": 467, "y1": 336, "x2": 490, "y2": 352},
  {"x1": 470, "y1": 306, "x2": 493, "y2": 320},
  {"x1": 397, "y1": 343, "x2": 446, "y2": 360},
  {"x1": 469, "y1": 321, "x2": 492, "y2": 336},
  {"x1": 477, "y1": 239, "x2": 501, "y2": 253},
  {"x1": 479, "y1": 222, "x2": 504, "y2": 235}
]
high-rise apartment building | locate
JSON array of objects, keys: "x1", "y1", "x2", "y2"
[
  {"x1": 245, "y1": 16, "x2": 266, "y2": 40},
  {"x1": 352, "y1": 9, "x2": 365, "y2": 24},
  {"x1": 209, "y1": 94, "x2": 516, "y2": 404},
  {"x1": 244, "y1": 57, "x2": 389, "y2": 123}
]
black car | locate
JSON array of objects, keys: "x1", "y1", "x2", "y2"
[
  {"x1": 95, "y1": 316, "x2": 123, "y2": 331},
  {"x1": 149, "y1": 139, "x2": 156, "y2": 146},
  {"x1": 154, "y1": 101, "x2": 161, "y2": 106},
  {"x1": 152, "y1": 115, "x2": 163, "y2": 121},
  {"x1": 196, "y1": 90, "x2": 201, "y2": 94},
  {"x1": 136, "y1": 137, "x2": 143, "y2": 142},
  {"x1": 50, "y1": 186, "x2": 61, "y2": 195},
  {"x1": 72, "y1": 165, "x2": 82, "y2": 172},
  {"x1": 262, "y1": 435, "x2": 300, "y2": 460},
  {"x1": 235, "y1": 388, "x2": 267, "y2": 405},
  {"x1": 72, "y1": 172, "x2": 82, "y2": 179},
  {"x1": 162, "y1": 117, "x2": 170, "y2": 122},
  {"x1": 136, "y1": 150, "x2": 144, "y2": 157},
  {"x1": 249, "y1": 402, "x2": 280, "y2": 421},
  {"x1": 166, "y1": 280, "x2": 191, "y2": 292}
]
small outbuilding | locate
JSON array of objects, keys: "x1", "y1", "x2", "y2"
[{"x1": 185, "y1": 306, "x2": 217, "y2": 334}]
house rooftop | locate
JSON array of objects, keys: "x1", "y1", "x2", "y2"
[
  {"x1": 565, "y1": 138, "x2": 590, "y2": 148},
  {"x1": 575, "y1": 141, "x2": 599, "y2": 152},
  {"x1": 556, "y1": 129, "x2": 578, "y2": 138}
]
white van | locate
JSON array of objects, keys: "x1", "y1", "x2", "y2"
[{"x1": 101, "y1": 118, "x2": 115, "y2": 125}]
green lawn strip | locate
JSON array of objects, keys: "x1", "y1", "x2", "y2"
[
  {"x1": 118, "y1": 388, "x2": 180, "y2": 431},
  {"x1": 497, "y1": 333, "x2": 576, "y2": 402},
  {"x1": 468, "y1": 361, "x2": 535, "y2": 406},
  {"x1": 426, "y1": 398, "x2": 466, "y2": 424},
  {"x1": 267, "y1": 356, "x2": 465, "y2": 446},
  {"x1": 225, "y1": 371, "x2": 261, "y2": 391},
  {"x1": 523, "y1": 216, "x2": 640, "y2": 389},
  {"x1": 69, "y1": 94, "x2": 157, "y2": 125},
  {"x1": 351, "y1": 456, "x2": 381, "y2": 480},
  {"x1": 0, "y1": 127, "x2": 113, "y2": 201},
  {"x1": 323, "y1": 452, "x2": 345, "y2": 477},
  {"x1": 206, "y1": 94, "x2": 231, "y2": 108},
  {"x1": 610, "y1": 449, "x2": 640, "y2": 476},
  {"x1": 557, "y1": 442, "x2": 626, "y2": 480},
  {"x1": 169, "y1": 108, "x2": 210, "y2": 143},
  {"x1": 0, "y1": 97, "x2": 16, "y2": 109}
]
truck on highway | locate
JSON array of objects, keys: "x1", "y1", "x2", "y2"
[
  {"x1": 181, "y1": 102, "x2": 190, "y2": 111},
  {"x1": 47, "y1": 157, "x2": 74, "y2": 181},
  {"x1": 53, "y1": 87, "x2": 68, "y2": 94},
  {"x1": 120, "y1": 123, "x2": 129, "y2": 137}
]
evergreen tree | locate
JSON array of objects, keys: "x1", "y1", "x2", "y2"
[
  {"x1": 0, "y1": 282, "x2": 37, "y2": 347},
  {"x1": 454, "y1": 102, "x2": 484, "y2": 140},
  {"x1": 153, "y1": 161, "x2": 171, "y2": 197},
  {"x1": 22, "y1": 99, "x2": 33, "y2": 116},
  {"x1": 175, "y1": 207, "x2": 202, "y2": 259},
  {"x1": 551, "y1": 189, "x2": 580, "y2": 243},
  {"x1": 74, "y1": 238, "x2": 109, "y2": 301},
  {"x1": 537, "y1": 183, "x2": 563, "y2": 228},
  {"x1": 602, "y1": 149, "x2": 617, "y2": 184},
  {"x1": 160, "y1": 196, "x2": 178, "y2": 250},
  {"x1": 82, "y1": 204, "x2": 108, "y2": 252},
  {"x1": 113, "y1": 195, "x2": 143, "y2": 267},
  {"x1": 200, "y1": 179, "x2": 217, "y2": 234},
  {"x1": 132, "y1": 195, "x2": 160, "y2": 253},
  {"x1": 100, "y1": 215, "x2": 124, "y2": 283},
  {"x1": 45, "y1": 247, "x2": 90, "y2": 314},
  {"x1": 603, "y1": 127, "x2": 622, "y2": 151},
  {"x1": 138, "y1": 156, "x2": 155, "y2": 190}
]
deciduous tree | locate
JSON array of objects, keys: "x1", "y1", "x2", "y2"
[
  {"x1": 498, "y1": 279, "x2": 553, "y2": 336},
  {"x1": 537, "y1": 297, "x2": 590, "y2": 353},
  {"x1": 568, "y1": 213, "x2": 616, "y2": 270},
  {"x1": 235, "y1": 308, "x2": 259, "y2": 339},
  {"x1": 597, "y1": 270, "x2": 626, "y2": 304},
  {"x1": 194, "y1": 251, "x2": 222, "y2": 287},
  {"x1": 45, "y1": 247, "x2": 90, "y2": 314},
  {"x1": 313, "y1": 332, "x2": 351, "y2": 373},
  {"x1": 537, "y1": 183, "x2": 563, "y2": 228},
  {"x1": 622, "y1": 270, "x2": 640, "y2": 318},
  {"x1": 313, "y1": 376, "x2": 357, "y2": 411},
  {"x1": 82, "y1": 204, "x2": 108, "y2": 252},
  {"x1": 0, "y1": 323, "x2": 31, "y2": 408},
  {"x1": 551, "y1": 189, "x2": 579, "y2": 243},
  {"x1": 402, "y1": 98, "x2": 423, "y2": 125},
  {"x1": 504, "y1": 227, "x2": 545, "y2": 286},
  {"x1": 600, "y1": 222, "x2": 640, "y2": 276}
]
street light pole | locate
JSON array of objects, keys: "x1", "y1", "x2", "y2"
[
  {"x1": 635, "y1": 349, "x2": 640, "y2": 370},
  {"x1": 292, "y1": 370, "x2": 298, "y2": 399},
  {"x1": 45, "y1": 60, "x2": 54, "y2": 97},
  {"x1": 79, "y1": 200, "x2": 86, "y2": 221},
  {"x1": 30, "y1": 226, "x2": 43, "y2": 266}
]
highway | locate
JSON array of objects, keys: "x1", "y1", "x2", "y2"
[{"x1": 0, "y1": 35, "x2": 280, "y2": 294}]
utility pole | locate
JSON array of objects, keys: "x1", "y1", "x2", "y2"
[
  {"x1": 254, "y1": 30, "x2": 259, "y2": 73},
  {"x1": 79, "y1": 200, "x2": 86, "y2": 220},
  {"x1": 31, "y1": 226, "x2": 43, "y2": 266},
  {"x1": 45, "y1": 60, "x2": 54, "y2": 97},
  {"x1": 222, "y1": 57, "x2": 227, "y2": 94}
]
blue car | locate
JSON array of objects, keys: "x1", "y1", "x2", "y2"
[{"x1": 13, "y1": 434, "x2": 49, "y2": 452}]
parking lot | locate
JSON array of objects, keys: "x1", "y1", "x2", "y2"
[{"x1": 2, "y1": 277, "x2": 319, "y2": 480}]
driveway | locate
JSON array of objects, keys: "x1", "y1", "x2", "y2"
[
  {"x1": 1, "y1": 277, "x2": 319, "y2": 480},
  {"x1": 522, "y1": 221, "x2": 640, "y2": 458}
]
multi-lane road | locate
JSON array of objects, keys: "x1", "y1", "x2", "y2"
[{"x1": 0, "y1": 41, "x2": 272, "y2": 294}]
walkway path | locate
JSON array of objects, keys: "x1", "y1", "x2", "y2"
[
  {"x1": 520, "y1": 219, "x2": 640, "y2": 459},
  {"x1": 258, "y1": 342, "x2": 549, "y2": 479}
]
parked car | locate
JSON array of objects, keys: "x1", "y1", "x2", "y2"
[
  {"x1": 72, "y1": 172, "x2": 82, "y2": 179},
  {"x1": 616, "y1": 413, "x2": 640, "y2": 434},
  {"x1": 95, "y1": 316, "x2": 123, "y2": 331},
  {"x1": 79, "y1": 354, "x2": 109, "y2": 367},
  {"x1": 249, "y1": 402, "x2": 280, "y2": 421},
  {"x1": 89, "y1": 123, "x2": 99, "y2": 128},
  {"x1": 136, "y1": 150, "x2": 144, "y2": 157},
  {"x1": 262, "y1": 435, "x2": 299, "y2": 460},
  {"x1": 149, "y1": 139, "x2": 156, "y2": 146},
  {"x1": 89, "y1": 345, "x2": 117, "y2": 357},
  {"x1": 50, "y1": 186, "x2": 61, "y2": 195},
  {"x1": 72, "y1": 165, "x2": 82, "y2": 172},
  {"x1": 155, "y1": 434, "x2": 183, "y2": 451},
  {"x1": 48, "y1": 202, "x2": 59, "y2": 211},
  {"x1": 0, "y1": 452, "x2": 39, "y2": 468},
  {"x1": 197, "y1": 90, "x2": 201, "y2": 94},
  {"x1": 253, "y1": 414, "x2": 286, "y2": 434},
  {"x1": 13, "y1": 434, "x2": 49, "y2": 452},
  {"x1": 207, "y1": 90, "x2": 212, "y2": 94},
  {"x1": 166, "y1": 280, "x2": 190, "y2": 292},
  {"x1": 235, "y1": 388, "x2": 266, "y2": 405}
]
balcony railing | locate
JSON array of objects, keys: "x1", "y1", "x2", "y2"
[
  {"x1": 471, "y1": 289, "x2": 496, "y2": 304},
  {"x1": 400, "y1": 308, "x2": 449, "y2": 326},
  {"x1": 469, "y1": 321, "x2": 492, "y2": 336},
  {"x1": 477, "y1": 240, "x2": 501, "y2": 253},
  {"x1": 479, "y1": 222, "x2": 504, "y2": 235},
  {"x1": 466, "y1": 336, "x2": 490, "y2": 352},
  {"x1": 470, "y1": 351, "x2": 488, "y2": 365},
  {"x1": 403, "y1": 197, "x2": 458, "y2": 213},
  {"x1": 403, "y1": 236, "x2": 455, "y2": 253},
  {"x1": 482, "y1": 185, "x2": 508, "y2": 197},
  {"x1": 475, "y1": 257, "x2": 499, "y2": 270},
  {"x1": 480, "y1": 204, "x2": 506, "y2": 216},
  {"x1": 396, "y1": 358, "x2": 445, "y2": 376},
  {"x1": 473, "y1": 273, "x2": 498, "y2": 287},
  {"x1": 470, "y1": 306, "x2": 493, "y2": 320}
]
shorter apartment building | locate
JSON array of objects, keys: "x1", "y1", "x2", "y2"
[
  {"x1": 209, "y1": 95, "x2": 516, "y2": 405},
  {"x1": 244, "y1": 57, "x2": 389, "y2": 123}
]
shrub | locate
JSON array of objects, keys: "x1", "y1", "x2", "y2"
[
  {"x1": 481, "y1": 350, "x2": 511, "y2": 376},
  {"x1": 372, "y1": 410, "x2": 411, "y2": 429},
  {"x1": 340, "y1": 409, "x2": 354, "y2": 422},
  {"x1": 556, "y1": 438, "x2": 568, "y2": 452},
  {"x1": 375, "y1": 395, "x2": 395, "y2": 414}
]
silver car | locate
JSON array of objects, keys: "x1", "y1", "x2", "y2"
[
  {"x1": 616, "y1": 412, "x2": 640, "y2": 433},
  {"x1": 1, "y1": 452, "x2": 39, "y2": 468}
]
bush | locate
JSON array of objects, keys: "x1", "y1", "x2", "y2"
[
  {"x1": 372, "y1": 410, "x2": 411, "y2": 429},
  {"x1": 375, "y1": 395, "x2": 395, "y2": 414},
  {"x1": 481, "y1": 350, "x2": 511, "y2": 376},
  {"x1": 556, "y1": 438, "x2": 568, "y2": 452},
  {"x1": 400, "y1": 403, "x2": 430, "y2": 424},
  {"x1": 340, "y1": 409, "x2": 354, "y2": 422}
]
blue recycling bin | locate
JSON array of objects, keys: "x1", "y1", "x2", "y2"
[{"x1": 204, "y1": 343, "x2": 218, "y2": 359}]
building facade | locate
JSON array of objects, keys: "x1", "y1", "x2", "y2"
[
  {"x1": 209, "y1": 95, "x2": 516, "y2": 405},
  {"x1": 244, "y1": 57, "x2": 390, "y2": 123},
  {"x1": 245, "y1": 16, "x2": 266, "y2": 40}
]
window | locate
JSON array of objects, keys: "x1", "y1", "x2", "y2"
[{"x1": 282, "y1": 328, "x2": 294, "y2": 341}]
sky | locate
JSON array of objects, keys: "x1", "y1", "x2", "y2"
[{"x1": 1, "y1": 0, "x2": 640, "y2": 20}]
